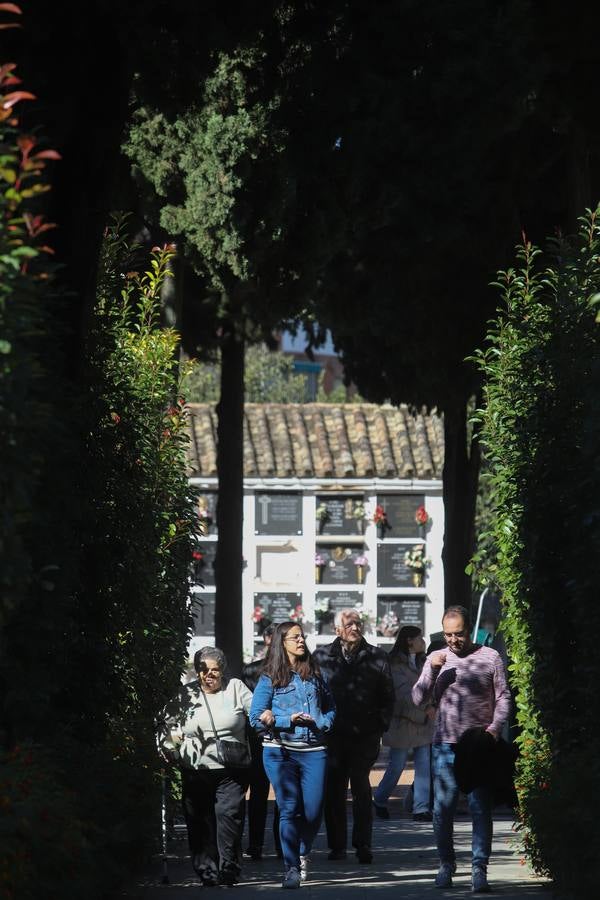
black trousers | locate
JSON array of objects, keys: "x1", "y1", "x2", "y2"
[
  {"x1": 181, "y1": 767, "x2": 248, "y2": 875},
  {"x1": 247, "y1": 733, "x2": 281, "y2": 854},
  {"x1": 324, "y1": 733, "x2": 381, "y2": 851}
]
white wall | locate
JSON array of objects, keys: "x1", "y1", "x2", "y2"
[{"x1": 189, "y1": 478, "x2": 445, "y2": 662}]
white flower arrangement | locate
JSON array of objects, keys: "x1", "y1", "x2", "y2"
[{"x1": 404, "y1": 544, "x2": 431, "y2": 572}]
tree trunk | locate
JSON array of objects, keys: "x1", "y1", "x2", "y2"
[
  {"x1": 567, "y1": 121, "x2": 591, "y2": 235},
  {"x1": 215, "y1": 326, "x2": 245, "y2": 674},
  {"x1": 441, "y1": 397, "x2": 481, "y2": 612}
]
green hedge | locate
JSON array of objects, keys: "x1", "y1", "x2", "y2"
[
  {"x1": 1, "y1": 43, "x2": 197, "y2": 896},
  {"x1": 473, "y1": 211, "x2": 600, "y2": 897}
]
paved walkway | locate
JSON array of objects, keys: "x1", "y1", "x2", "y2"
[{"x1": 119, "y1": 802, "x2": 550, "y2": 899}]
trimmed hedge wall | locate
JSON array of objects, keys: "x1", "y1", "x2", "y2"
[{"x1": 474, "y1": 211, "x2": 600, "y2": 897}]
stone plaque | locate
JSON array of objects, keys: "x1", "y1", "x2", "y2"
[
  {"x1": 197, "y1": 491, "x2": 218, "y2": 536},
  {"x1": 253, "y1": 592, "x2": 303, "y2": 636},
  {"x1": 315, "y1": 590, "x2": 364, "y2": 635},
  {"x1": 191, "y1": 541, "x2": 217, "y2": 586},
  {"x1": 377, "y1": 543, "x2": 426, "y2": 588},
  {"x1": 377, "y1": 596, "x2": 425, "y2": 636},
  {"x1": 255, "y1": 492, "x2": 303, "y2": 535},
  {"x1": 191, "y1": 591, "x2": 215, "y2": 636},
  {"x1": 316, "y1": 495, "x2": 366, "y2": 536},
  {"x1": 377, "y1": 494, "x2": 425, "y2": 537},
  {"x1": 316, "y1": 544, "x2": 364, "y2": 585}
]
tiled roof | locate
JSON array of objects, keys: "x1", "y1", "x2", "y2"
[{"x1": 187, "y1": 403, "x2": 444, "y2": 480}]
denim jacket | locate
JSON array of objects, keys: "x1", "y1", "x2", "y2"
[{"x1": 249, "y1": 672, "x2": 336, "y2": 747}]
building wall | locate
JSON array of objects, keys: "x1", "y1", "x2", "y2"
[{"x1": 189, "y1": 478, "x2": 444, "y2": 661}]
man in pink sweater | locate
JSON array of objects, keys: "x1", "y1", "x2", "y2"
[{"x1": 412, "y1": 606, "x2": 511, "y2": 894}]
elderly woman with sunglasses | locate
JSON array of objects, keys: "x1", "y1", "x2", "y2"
[
  {"x1": 160, "y1": 646, "x2": 252, "y2": 887},
  {"x1": 250, "y1": 621, "x2": 336, "y2": 889}
]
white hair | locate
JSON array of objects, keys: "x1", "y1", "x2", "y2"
[{"x1": 333, "y1": 608, "x2": 361, "y2": 629}]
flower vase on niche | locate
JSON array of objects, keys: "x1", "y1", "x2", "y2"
[
  {"x1": 356, "y1": 565, "x2": 364, "y2": 584},
  {"x1": 373, "y1": 504, "x2": 388, "y2": 540},
  {"x1": 412, "y1": 571, "x2": 424, "y2": 588},
  {"x1": 315, "y1": 553, "x2": 326, "y2": 584}
]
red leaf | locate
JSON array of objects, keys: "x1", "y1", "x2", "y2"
[
  {"x1": 2, "y1": 90, "x2": 35, "y2": 109},
  {"x1": 0, "y1": 22, "x2": 21, "y2": 29},
  {"x1": 0, "y1": 62, "x2": 17, "y2": 78},
  {"x1": 0, "y1": 4, "x2": 23, "y2": 12},
  {"x1": 17, "y1": 134, "x2": 35, "y2": 155},
  {"x1": 33, "y1": 149, "x2": 61, "y2": 161}
]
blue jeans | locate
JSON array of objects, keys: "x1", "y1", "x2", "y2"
[
  {"x1": 263, "y1": 746, "x2": 327, "y2": 870},
  {"x1": 432, "y1": 743, "x2": 493, "y2": 869},
  {"x1": 373, "y1": 744, "x2": 431, "y2": 814}
]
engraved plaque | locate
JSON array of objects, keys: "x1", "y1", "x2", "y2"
[
  {"x1": 377, "y1": 596, "x2": 425, "y2": 636},
  {"x1": 316, "y1": 544, "x2": 365, "y2": 585},
  {"x1": 255, "y1": 492, "x2": 303, "y2": 535},
  {"x1": 315, "y1": 590, "x2": 364, "y2": 635},
  {"x1": 191, "y1": 541, "x2": 217, "y2": 586},
  {"x1": 197, "y1": 491, "x2": 218, "y2": 536},
  {"x1": 191, "y1": 591, "x2": 215, "y2": 636},
  {"x1": 376, "y1": 494, "x2": 425, "y2": 537},
  {"x1": 316, "y1": 495, "x2": 365, "y2": 536},
  {"x1": 253, "y1": 592, "x2": 303, "y2": 636}
]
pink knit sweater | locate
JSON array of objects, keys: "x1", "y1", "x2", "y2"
[{"x1": 411, "y1": 645, "x2": 511, "y2": 744}]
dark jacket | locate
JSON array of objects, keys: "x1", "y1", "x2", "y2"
[
  {"x1": 313, "y1": 638, "x2": 394, "y2": 738},
  {"x1": 453, "y1": 726, "x2": 517, "y2": 808},
  {"x1": 242, "y1": 657, "x2": 265, "y2": 693}
]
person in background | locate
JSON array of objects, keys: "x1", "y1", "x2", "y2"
[
  {"x1": 313, "y1": 608, "x2": 394, "y2": 864},
  {"x1": 412, "y1": 606, "x2": 511, "y2": 894},
  {"x1": 250, "y1": 621, "x2": 335, "y2": 889},
  {"x1": 242, "y1": 623, "x2": 282, "y2": 860},
  {"x1": 373, "y1": 626, "x2": 435, "y2": 821},
  {"x1": 160, "y1": 646, "x2": 252, "y2": 887}
]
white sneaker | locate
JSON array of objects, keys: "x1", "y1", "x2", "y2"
[
  {"x1": 299, "y1": 855, "x2": 310, "y2": 882},
  {"x1": 282, "y1": 866, "x2": 301, "y2": 889}
]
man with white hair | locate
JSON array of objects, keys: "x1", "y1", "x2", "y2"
[{"x1": 313, "y1": 608, "x2": 394, "y2": 863}]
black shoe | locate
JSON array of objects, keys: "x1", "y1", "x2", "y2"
[
  {"x1": 328, "y1": 849, "x2": 347, "y2": 860},
  {"x1": 413, "y1": 812, "x2": 433, "y2": 822},
  {"x1": 356, "y1": 846, "x2": 373, "y2": 864},
  {"x1": 243, "y1": 846, "x2": 263, "y2": 860},
  {"x1": 373, "y1": 801, "x2": 390, "y2": 819},
  {"x1": 219, "y1": 867, "x2": 239, "y2": 887},
  {"x1": 193, "y1": 859, "x2": 219, "y2": 887}
]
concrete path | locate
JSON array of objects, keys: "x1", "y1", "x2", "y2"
[{"x1": 119, "y1": 806, "x2": 550, "y2": 899}]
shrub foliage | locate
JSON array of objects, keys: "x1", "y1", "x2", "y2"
[
  {"x1": 1, "y1": 24, "x2": 197, "y2": 895},
  {"x1": 473, "y1": 211, "x2": 600, "y2": 896}
]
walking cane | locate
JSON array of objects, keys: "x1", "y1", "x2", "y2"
[
  {"x1": 159, "y1": 765, "x2": 170, "y2": 884},
  {"x1": 156, "y1": 725, "x2": 170, "y2": 885}
]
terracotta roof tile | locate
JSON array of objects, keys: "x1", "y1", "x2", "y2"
[{"x1": 186, "y1": 403, "x2": 444, "y2": 480}]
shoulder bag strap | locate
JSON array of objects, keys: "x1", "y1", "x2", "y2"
[{"x1": 200, "y1": 687, "x2": 219, "y2": 739}]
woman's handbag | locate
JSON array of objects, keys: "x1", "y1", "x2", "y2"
[{"x1": 201, "y1": 689, "x2": 252, "y2": 769}]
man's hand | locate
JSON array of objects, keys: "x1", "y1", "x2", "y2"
[
  {"x1": 429, "y1": 650, "x2": 447, "y2": 669},
  {"x1": 259, "y1": 709, "x2": 275, "y2": 727},
  {"x1": 485, "y1": 726, "x2": 499, "y2": 741}
]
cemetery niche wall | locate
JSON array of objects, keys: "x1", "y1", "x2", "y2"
[{"x1": 187, "y1": 403, "x2": 444, "y2": 660}]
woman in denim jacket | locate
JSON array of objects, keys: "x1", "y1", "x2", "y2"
[{"x1": 250, "y1": 621, "x2": 336, "y2": 889}]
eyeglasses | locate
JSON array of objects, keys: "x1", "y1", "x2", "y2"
[{"x1": 285, "y1": 634, "x2": 305, "y2": 643}]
